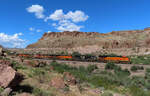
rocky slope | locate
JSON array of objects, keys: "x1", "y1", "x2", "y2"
[
  {"x1": 27, "y1": 28, "x2": 150, "y2": 49},
  {"x1": 26, "y1": 28, "x2": 150, "y2": 55}
]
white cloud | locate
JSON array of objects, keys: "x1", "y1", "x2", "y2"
[
  {"x1": 45, "y1": 9, "x2": 64, "y2": 21},
  {"x1": 29, "y1": 27, "x2": 42, "y2": 33},
  {"x1": 27, "y1": 5, "x2": 89, "y2": 32},
  {"x1": 47, "y1": 31, "x2": 51, "y2": 33},
  {"x1": 27, "y1": 5, "x2": 45, "y2": 19},
  {"x1": 29, "y1": 27, "x2": 35, "y2": 31},
  {"x1": 52, "y1": 23, "x2": 57, "y2": 27},
  {"x1": 45, "y1": 9, "x2": 89, "y2": 23},
  {"x1": 66, "y1": 10, "x2": 89, "y2": 22},
  {"x1": 57, "y1": 20, "x2": 83, "y2": 31},
  {"x1": 0, "y1": 33, "x2": 26, "y2": 48},
  {"x1": 45, "y1": 9, "x2": 89, "y2": 32}
]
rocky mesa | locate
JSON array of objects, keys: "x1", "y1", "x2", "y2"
[{"x1": 26, "y1": 28, "x2": 150, "y2": 55}]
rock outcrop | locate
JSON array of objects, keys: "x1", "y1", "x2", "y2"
[
  {"x1": 50, "y1": 76, "x2": 66, "y2": 89},
  {"x1": 26, "y1": 28, "x2": 150, "y2": 49},
  {"x1": 63, "y1": 72, "x2": 76, "y2": 85},
  {"x1": 22, "y1": 27, "x2": 150, "y2": 55},
  {"x1": 0, "y1": 64, "x2": 16, "y2": 88}
]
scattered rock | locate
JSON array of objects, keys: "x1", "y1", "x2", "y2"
[
  {"x1": 0, "y1": 60, "x2": 11, "y2": 66},
  {"x1": 0, "y1": 64, "x2": 16, "y2": 88},
  {"x1": 50, "y1": 66, "x2": 54, "y2": 71},
  {"x1": 24, "y1": 60, "x2": 39, "y2": 67},
  {"x1": 50, "y1": 76, "x2": 65, "y2": 89},
  {"x1": 63, "y1": 72, "x2": 76, "y2": 85},
  {"x1": 16, "y1": 92, "x2": 32, "y2": 96},
  {"x1": 0, "y1": 88, "x2": 12, "y2": 96}
]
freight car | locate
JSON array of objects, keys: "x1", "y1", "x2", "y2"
[{"x1": 17, "y1": 54, "x2": 131, "y2": 64}]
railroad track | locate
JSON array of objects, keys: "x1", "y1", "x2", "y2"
[{"x1": 32, "y1": 58, "x2": 150, "y2": 67}]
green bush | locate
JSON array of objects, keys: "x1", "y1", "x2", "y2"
[
  {"x1": 146, "y1": 68, "x2": 150, "y2": 73},
  {"x1": 0, "y1": 87, "x2": 4, "y2": 93},
  {"x1": 114, "y1": 68, "x2": 130, "y2": 77},
  {"x1": 130, "y1": 55, "x2": 150, "y2": 64},
  {"x1": 105, "y1": 62, "x2": 116, "y2": 70},
  {"x1": 11, "y1": 61, "x2": 27, "y2": 71},
  {"x1": 72, "y1": 52, "x2": 81, "y2": 57},
  {"x1": 102, "y1": 91, "x2": 113, "y2": 96},
  {"x1": 131, "y1": 66, "x2": 144, "y2": 72},
  {"x1": 32, "y1": 87, "x2": 54, "y2": 96},
  {"x1": 87, "y1": 65, "x2": 98, "y2": 73},
  {"x1": 131, "y1": 66, "x2": 138, "y2": 72}
]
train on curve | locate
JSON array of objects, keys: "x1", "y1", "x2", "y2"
[{"x1": 17, "y1": 53, "x2": 131, "y2": 64}]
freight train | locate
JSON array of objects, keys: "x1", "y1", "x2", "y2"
[{"x1": 17, "y1": 53, "x2": 131, "y2": 64}]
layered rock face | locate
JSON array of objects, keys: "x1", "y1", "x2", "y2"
[
  {"x1": 25, "y1": 28, "x2": 150, "y2": 55},
  {"x1": 27, "y1": 28, "x2": 150, "y2": 49}
]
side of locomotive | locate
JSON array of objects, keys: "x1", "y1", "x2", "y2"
[{"x1": 99, "y1": 56, "x2": 130, "y2": 64}]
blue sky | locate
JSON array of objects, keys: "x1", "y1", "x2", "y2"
[{"x1": 0, "y1": 0, "x2": 150, "y2": 48}]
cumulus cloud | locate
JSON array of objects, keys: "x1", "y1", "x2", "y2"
[
  {"x1": 29, "y1": 27, "x2": 35, "y2": 31},
  {"x1": 45, "y1": 9, "x2": 89, "y2": 32},
  {"x1": 66, "y1": 10, "x2": 89, "y2": 22},
  {"x1": 27, "y1": 5, "x2": 89, "y2": 32},
  {"x1": 45, "y1": 9, "x2": 88, "y2": 23},
  {"x1": 29, "y1": 27, "x2": 42, "y2": 33},
  {"x1": 0, "y1": 33, "x2": 26, "y2": 48},
  {"x1": 57, "y1": 20, "x2": 83, "y2": 31},
  {"x1": 27, "y1": 5, "x2": 45, "y2": 19},
  {"x1": 45, "y1": 9, "x2": 64, "y2": 21}
]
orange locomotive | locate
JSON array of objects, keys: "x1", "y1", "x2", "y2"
[
  {"x1": 99, "y1": 56, "x2": 130, "y2": 63},
  {"x1": 56, "y1": 56, "x2": 72, "y2": 60},
  {"x1": 17, "y1": 54, "x2": 131, "y2": 64},
  {"x1": 17, "y1": 54, "x2": 31, "y2": 58}
]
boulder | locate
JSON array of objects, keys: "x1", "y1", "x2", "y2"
[
  {"x1": 0, "y1": 60, "x2": 11, "y2": 66},
  {"x1": 0, "y1": 64, "x2": 16, "y2": 88},
  {"x1": 63, "y1": 72, "x2": 76, "y2": 85},
  {"x1": 50, "y1": 76, "x2": 65, "y2": 89}
]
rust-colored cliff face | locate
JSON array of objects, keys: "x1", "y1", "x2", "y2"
[{"x1": 26, "y1": 28, "x2": 150, "y2": 49}]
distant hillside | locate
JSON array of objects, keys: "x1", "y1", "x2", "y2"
[
  {"x1": 27, "y1": 28, "x2": 150, "y2": 49},
  {"x1": 25, "y1": 28, "x2": 150, "y2": 55}
]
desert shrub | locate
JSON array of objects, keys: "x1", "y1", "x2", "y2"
[
  {"x1": 146, "y1": 68, "x2": 150, "y2": 73},
  {"x1": 114, "y1": 68, "x2": 130, "y2": 77},
  {"x1": 131, "y1": 66, "x2": 138, "y2": 72},
  {"x1": 87, "y1": 65, "x2": 98, "y2": 73},
  {"x1": 72, "y1": 52, "x2": 81, "y2": 57},
  {"x1": 101, "y1": 91, "x2": 113, "y2": 96},
  {"x1": 131, "y1": 66, "x2": 144, "y2": 72},
  {"x1": 105, "y1": 62, "x2": 116, "y2": 70},
  {"x1": 0, "y1": 87, "x2": 4, "y2": 93},
  {"x1": 131, "y1": 55, "x2": 150, "y2": 64},
  {"x1": 11, "y1": 61, "x2": 27, "y2": 71},
  {"x1": 145, "y1": 68, "x2": 150, "y2": 80},
  {"x1": 129, "y1": 85, "x2": 150, "y2": 96},
  {"x1": 130, "y1": 76, "x2": 145, "y2": 87},
  {"x1": 32, "y1": 87, "x2": 54, "y2": 96},
  {"x1": 50, "y1": 61, "x2": 150, "y2": 96}
]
